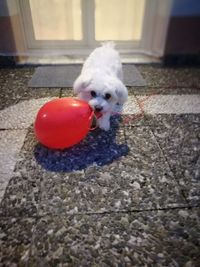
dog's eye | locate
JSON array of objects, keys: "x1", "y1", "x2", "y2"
[
  {"x1": 91, "y1": 91, "x2": 96, "y2": 97},
  {"x1": 105, "y1": 93, "x2": 111, "y2": 100}
]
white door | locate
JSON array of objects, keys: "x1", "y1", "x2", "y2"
[{"x1": 19, "y1": 0, "x2": 172, "y2": 57}]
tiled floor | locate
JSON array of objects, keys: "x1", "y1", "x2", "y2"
[{"x1": 0, "y1": 65, "x2": 200, "y2": 266}]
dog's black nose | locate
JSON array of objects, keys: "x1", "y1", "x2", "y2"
[{"x1": 95, "y1": 106, "x2": 103, "y2": 112}]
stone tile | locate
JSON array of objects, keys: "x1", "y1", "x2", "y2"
[
  {"x1": 38, "y1": 126, "x2": 185, "y2": 216},
  {"x1": 0, "y1": 171, "x2": 41, "y2": 217},
  {"x1": 0, "y1": 216, "x2": 36, "y2": 266},
  {"x1": 136, "y1": 95, "x2": 200, "y2": 114},
  {"x1": 137, "y1": 65, "x2": 200, "y2": 88},
  {"x1": 0, "y1": 129, "x2": 42, "y2": 216},
  {"x1": 145, "y1": 114, "x2": 200, "y2": 127},
  {"x1": 122, "y1": 127, "x2": 185, "y2": 207},
  {"x1": 151, "y1": 120, "x2": 200, "y2": 205},
  {"x1": 0, "y1": 97, "x2": 56, "y2": 129},
  {"x1": 0, "y1": 129, "x2": 27, "y2": 195},
  {"x1": 0, "y1": 68, "x2": 60, "y2": 101},
  {"x1": 29, "y1": 208, "x2": 200, "y2": 266},
  {"x1": 1, "y1": 126, "x2": 128, "y2": 217},
  {"x1": 121, "y1": 96, "x2": 200, "y2": 127},
  {"x1": 0, "y1": 68, "x2": 34, "y2": 100}
]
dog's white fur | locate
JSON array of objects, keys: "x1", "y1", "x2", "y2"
[{"x1": 73, "y1": 42, "x2": 128, "y2": 131}]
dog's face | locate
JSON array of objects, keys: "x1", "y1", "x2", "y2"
[
  {"x1": 88, "y1": 90, "x2": 114, "y2": 113},
  {"x1": 74, "y1": 74, "x2": 128, "y2": 113}
]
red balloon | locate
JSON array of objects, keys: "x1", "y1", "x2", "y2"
[{"x1": 34, "y1": 98, "x2": 94, "y2": 149}]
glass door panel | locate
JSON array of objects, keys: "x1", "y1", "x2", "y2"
[
  {"x1": 95, "y1": 0, "x2": 145, "y2": 41},
  {"x1": 20, "y1": 0, "x2": 171, "y2": 57},
  {"x1": 29, "y1": 0, "x2": 82, "y2": 41}
]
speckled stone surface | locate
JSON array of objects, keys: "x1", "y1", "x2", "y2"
[
  {"x1": 151, "y1": 120, "x2": 200, "y2": 205},
  {"x1": 0, "y1": 68, "x2": 60, "y2": 110},
  {"x1": 137, "y1": 95, "x2": 200, "y2": 114},
  {"x1": 0, "y1": 123, "x2": 186, "y2": 218},
  {"x1": 0, "y1": 216, "x2": 36, "y2": 266},
  {"x1": 0, "y1": 65, "x2": 200, "y2": 266},
  {"x1": 0, "y1": 129, "x2": 27, "y2": 201},
  {"x1": 29, "y1": 209, "x2": 200, "y2": 266},
  {"x1": 38, "y1": 126, "x2": 186, "y2": 216},
  {"x1": 137, "y1": 65, "x2": 200, "y2": 88},
  {"x1": 60, "y1": 88, "x2": 74, "y2": 97},
  {"x1": 0, "y1": 98, "x2": 56, "y2": 129},
  {"x1": 0, "y1": 127, "x2": 43, "y2": 217},
  {"x1": 145, "y1": 114, "x2": 200, "y2": 126}
]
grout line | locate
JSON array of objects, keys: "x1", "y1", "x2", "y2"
[
  {"x1": 0, "y1": 127, "x2": 31, "y2": 131},
  {"x1": 26, "y1": 215, "x2": 41, "y2": 266},
  {"x1": 149, "y1": 127, "x2": 190, "y2": 204},
  {"x1": 1, "y1": 205, "x2": 200, "y2": 219},
  {"x1": 75, "y1": 205, "x2": 200, "y2": 216}
]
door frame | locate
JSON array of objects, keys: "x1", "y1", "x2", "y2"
[{"x1": 16, "y1": 0, "x2": 173, "y2": 58}]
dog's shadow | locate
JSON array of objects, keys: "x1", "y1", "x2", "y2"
[{"x1": 34, "y1": 115, "x2": 129, "y2": 172}]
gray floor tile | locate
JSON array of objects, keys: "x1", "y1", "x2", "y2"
[
  {"x1": 0, "y1": 68, "x2": 60, "y2": 103},
  {"x1": 0, "y1": 84, "x2": 60, "y2": 102},
  {"x1": 0, "y1": 129, "x2": 27, "y2": 200},
  {"x1": 0, "y1": 129, "x2": 42, "y2": 217},
  {"x1": 0, "y1": 97, "x2": 56, "y2": 130},
  {"x1": 1, "y1": 68, "x2": 34, "y2": 99},
  {"x1": 29, "y1": 208, "x2": 200, "y2": 266},
  {"x1": 123, "y1": 127, "x2": 186, "y2": 207},
  {"x1": 38, "y1": 126, "x2": 186, "y2": 216},
  {"x1": 145, "y1": 114, "x2": 200, "y2": 126},
  {"x1": 1, "y1": 126, "x2": 128, "y2": 216},
  {"x1": 151, "y1": 119, "x2": 200, "y2": 205},
  {"x1": 136, "y1": 95, "x2": 200, "y2": 114},
  {"x1": 137, "y1": 65, "x2": 200, "y2": 88},
  {"x1": 0, "y1": 216, "x2": 36, "y2": 266},
  {"x1": 0, "y1": 171, "x2": 41, "y2": 217}
]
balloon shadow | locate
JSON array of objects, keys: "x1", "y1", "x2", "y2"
[{"x1": 34, "y1": 115, "x2": 129, "y2": 172}]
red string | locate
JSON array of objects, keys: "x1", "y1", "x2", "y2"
[{"x1": 90, "y1": 89, "x2": 164, "y2": 128}]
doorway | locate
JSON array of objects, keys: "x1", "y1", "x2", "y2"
[{"x1": 18, "y1": 0, "x2": 172, "y2": 59}]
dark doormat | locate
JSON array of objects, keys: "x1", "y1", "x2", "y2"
[{"x1": 28, "y1": 64, "x2": 146, "y2": 88}]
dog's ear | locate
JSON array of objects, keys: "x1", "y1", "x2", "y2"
[
  {"x1": 73, "y1": 74, "x2": 92, "y2": 94},
  {"x1": 115, "y1": 79, "x2": 128, "y2": 104}
]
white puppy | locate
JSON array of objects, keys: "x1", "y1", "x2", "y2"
[{"x1": 73, "y1": 42, "x2": 128, "y2": 131}]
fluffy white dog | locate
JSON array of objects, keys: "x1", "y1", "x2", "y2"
[{"x1": 73, "y1": 43, "x2": 128, "y2": 131}]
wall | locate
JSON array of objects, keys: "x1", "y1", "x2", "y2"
[
  {"x1": 171, "y1": 0, "x2": 200, "y2": 16},
  {"x1": 164, "y1": 0, "x2": 200, "y2": 55},
  {"x1": 0, "y1": 0, "x2": 26, "y2": 55}
]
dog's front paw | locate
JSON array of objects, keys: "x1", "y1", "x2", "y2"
[{"x1": 98, "y1": 118, "x2": 110, "y2": 131}]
